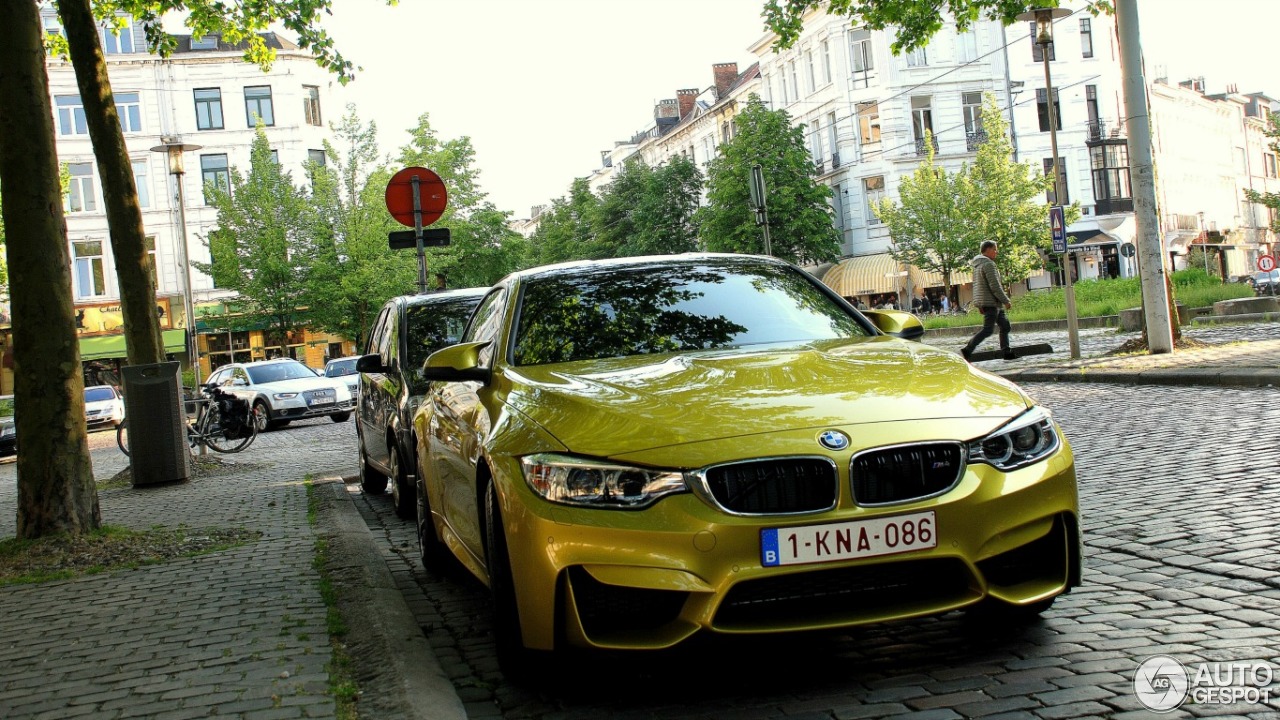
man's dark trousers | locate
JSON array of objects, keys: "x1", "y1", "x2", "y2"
[{"x1": 963, "y1": 305, "x2": 1011, "y2": 354}]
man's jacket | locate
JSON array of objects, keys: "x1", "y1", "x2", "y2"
[{"x1": 970, "y1": 254, "x2": 1012, "y2": 308}]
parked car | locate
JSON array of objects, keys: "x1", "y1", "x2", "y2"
[
  {"x1": 1253, "y1": 269, "x2": 1280, "y2": 296},
  {"x1": 411, "y1": 254, "x2": 1080, "y2": 670},
  {"x1": 323, "y1": 356, "x2": 361, "y2": 397},
  {"x1": 84, "y1": 384, "x2": 125, "y2": 430},
  {"x1": 0, "y1": 395, "x2": 15, "y2": 457},
  {"x1": 205, "y1": 358, "x2": 354, "y2": 432},
  {"x1": 355, "y1": 287, "x2": 487, "y2": 518}
]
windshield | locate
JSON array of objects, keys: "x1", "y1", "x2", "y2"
[
  {"x1": 1256, "y1": 270, "x2": 1279, "y2": 282},
  {"x1": 325, "y1": 359, "x2": 357, "y2": 377},
  {"x1": 246, "y1": 361, "x2": 323, "y2": 384},
  {"x1": 0, "y1": 398, "x2": 13, "y2": 417},
  {"x1": 406, "y1": 297, "x2": 483, "y2": 373},
  {"x1": 513, "y1": 259, "x2": 871, "y2": 366},
  {"x1": 84, "y1": 387, "x2": 117, "y2": 402}
]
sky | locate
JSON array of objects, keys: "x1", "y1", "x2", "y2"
[{"x1": 322, "y1": 0, "x2": 1278, "y2": 219}]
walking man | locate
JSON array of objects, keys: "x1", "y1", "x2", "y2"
[{"x1": 961, "y1": 240, "x2": 1015, "y2": 361}]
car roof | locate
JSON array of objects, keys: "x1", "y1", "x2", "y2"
[
  {"x1": 397, "y1": 286, "x2": 489, "y2": 309},
  {"x1": 84, "y1": 385, "x2": 117, "y2": 392},
  {"x1": 326, "y1": 356, "x2": 361, "y2": 364},
  {"x1": 500, "y1": 253, "x2": 788, "y2": 285}
]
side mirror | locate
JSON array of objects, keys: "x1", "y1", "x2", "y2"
[
  {"x1": 862, "y1": 309, "x2": 926, "y2": 341},
  {"x1": 355, "y1": 353, "x2": 387, "y2": 374},
  {"x1": 422, "y1": 341, "x2": 492, "y2": 383}
]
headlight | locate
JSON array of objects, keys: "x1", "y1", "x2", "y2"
[
  {"x1": 273, "y1": 392, "x2": 299, "y2": 400},
  {"x1": 520, "y1": 453, "x2": 688, "y2": 509},
  {"x1": 967, "y1": 407, "x2": 1060, "y2": 471}
]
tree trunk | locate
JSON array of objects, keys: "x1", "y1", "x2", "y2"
[
  {"x1": 0, "y1": 2, "x2": 101, "y2": 538},
  {"x1": 59, "y1": 0, "x2": 166, "y2": 365}
]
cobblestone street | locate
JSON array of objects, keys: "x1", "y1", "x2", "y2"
[{"x1": 353, "y1": 380, "x2": 1280, "y2": 719}]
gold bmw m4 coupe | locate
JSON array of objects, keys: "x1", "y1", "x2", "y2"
[{"x1": 411, "y1": 254, "x2": 1079, "y2": 668}]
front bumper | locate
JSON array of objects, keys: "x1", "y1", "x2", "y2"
[
  {"x1": 494, "y1": 424, "x2": 1079, "y2": 652},
  {"x1": 271, "y1": 397, "x2": 355, "y2": 420}
]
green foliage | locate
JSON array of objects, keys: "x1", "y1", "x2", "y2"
[
  {"x1": 526, "y1": 178, "x2": 605, "y2": 266},
  {"x1": 98, "y1": 0, "x2": 394, "y2": 83},
  {"x1": 763, "y1": 0, "x2": 1112, "y2": 52},
  {"x1": 597, "y1": 157, "x2": 704, "y2": 257},
  {"x1": 1244, "y1": 113, "x2": 1280, "y2": 233},
  {"x1": 193, "y1": 126, "x2": 313, "y2": 351},
  {"x1": 697, "y1": 94, "x2": 840, "y2": 265}
]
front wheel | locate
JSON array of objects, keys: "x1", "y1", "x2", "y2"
[
  {"x1": 252, "y1": 401, "x2": 272, "y2": 432},
  {"x1": 358, "y1": 430, "x2": 388, "y2": 495},
  {"x1": 486, "y1": 479, "x2": 535, "y2": 677},
  {"x1": 389, "y1": 442, "x2": 414, "y2": 520},
  {"x1": 415, "y1": 451, "x2": 451, "y2": 571},
  {"x1": 330, "y1": 412, "x2": 351, "y2": 423}
]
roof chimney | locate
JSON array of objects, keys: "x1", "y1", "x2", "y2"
[
  {"x1": 676, "y1": 88, "x2": 699, "y2": 119},
  {"x1": 713, "y1": 62, "x2": 739, "y2": 99},
  {"x1": 655, "y1": 98, "x2": 680, "y2": 120}
]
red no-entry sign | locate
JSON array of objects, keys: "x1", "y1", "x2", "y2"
[
  {"x1": 1259, "y1": 254, "x2": 1277, "y2": 272},
  {"x1": 384, "y1": 167, "x2": 447, "y2": 228}
]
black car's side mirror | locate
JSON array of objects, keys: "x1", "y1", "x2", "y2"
[{"x1": 356, "y1": 353, "x2": 388, "y2": 374}]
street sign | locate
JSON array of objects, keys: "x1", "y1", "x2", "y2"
[
  {"x1": 388, "y1": 228, "x2": 450, "y2": 250},
  {"x1": 1121, "y1": 242, "x2": 1135, "y2": 258},
  {"x1": 385, "y1": 167, "x2": 447, "y2": 228},
  {"x1": 1049, "y1": 205, "x2": 1066, "y2": 254},
  {"x1": 749, "y1": 164, "x2": 767, "y2": 210},
  {"x1": 1259, "y1": 254, "x2": 1277, "y2": 272}
]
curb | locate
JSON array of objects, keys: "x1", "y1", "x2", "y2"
[
  {"x1": 999, "y1": 367, "x2": 1280, "y2": 388},
  {"x1": 311, "y1": 475, "x2": 467, "y2": 720}
]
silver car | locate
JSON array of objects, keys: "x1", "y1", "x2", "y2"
[{"x1": 205, "y1": 358, "x2": 354, "y2": 432}]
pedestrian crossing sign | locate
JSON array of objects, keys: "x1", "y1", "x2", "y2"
[{"x1": 1050, "y1": 206, "x2": 1067, "y2": 253}]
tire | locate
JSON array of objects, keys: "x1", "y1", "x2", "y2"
[
  {"x1": 116, "y1": 420, "x2": 129, "y2": 457},
  {"x1": 252, "y1": 401, "x2": 274, "y2": 432},
  {"x1": 415, "y1": 452, "x2": 451, "y2": 571},
  {"x1": 358, "y1": 430, "x2": 388, "y2": 495},
  {"x1": 201, "y1": 406, "x2": 257, "y2": 454},
  {"x1": 389, "y1": 440, "x2": 415, "y2": 520},
  {"x1": 330, "y1": 412, "x2": 351, "y2": 423},
  {"x1": 485, "y1": 479, "x2": 532, "y2": 677}
]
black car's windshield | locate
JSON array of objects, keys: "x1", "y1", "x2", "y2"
[
  {"x1": 0, "y1": 398, "x2": 15, "y2": 417},
  {"x1": 84, "y1": 387, "x2": 116, "y2": 402},
  {"x1": 513, "y1": 259, "x2": 871, "y2": 366},
  {"x1": 325, "y1": 359, "x2": 357, "y2": 377},
  {"x1": 247, "y1": 362, "x2": 320, "y2": 384},
  {"x1": 406, "y1": 297, "x2": 483, "y2": 392}
]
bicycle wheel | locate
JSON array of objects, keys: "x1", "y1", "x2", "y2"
[
  {"x1": 201, "y1": 405, "x2": 257, "y2": 453},
  {"x1": 117, "y1": 420, "x2": 129, "y2": 456}
]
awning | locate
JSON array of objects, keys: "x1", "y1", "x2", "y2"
[
  {"x1": 1067, "y1": 229, "x2": 1113, "y2": 249},
  {"x1": 822, "y1": 254, "x2": 904, "y2": 296},
  {"x1": 910, "y1": 266, "x2": 971, "y2": 289},
  {"x1": 79, "y1": 329, "x2": 188, "y2": 361}
]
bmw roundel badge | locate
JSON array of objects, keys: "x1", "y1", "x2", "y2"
[{"x1": 817, "y1": 429, "x2": 851, "y2": 451}]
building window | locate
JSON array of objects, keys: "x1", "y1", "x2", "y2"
[
  {"x1": 67, "y1": 163, "x2": 96, "y2": 213},
  {"x1": 857, "y1": 101, "x2": 881, "y2": 145},
  {"x1": 42, "y1": 15, "x2": 62, "y2": 36},
  {"x1": 963, "y1": 91, "x2": 985, "y2": 150},
  {"x1": 779, "y1": 70, "x2": 790, "y2": 106},
  {"x1": 821, "y1": 39, "x2": 832, "y2": 85},
  {"x1": 101, "y1": 19, "x2": 133, "y2": 54},
  {"x1": 115, "y1": 92, "x2": 142, "y2": 132},
  {"x1": 191, "y1": 34, "x2": 218, "y2": 50},
  {"x1": 905, "y1": 45, "x2": 927, "y2": 67},
  {"x1": 132, "y1": 159, "x2": 150, "y2": 208},
  {"x1": 307, "y1": 149, "x2": 327, "y2": 166},
  {"x1": 1036, "y1": 87, "x2": 1062, "y2": 131},
  {"x1": 144, "y1": 235, "x2": 157, "y2": 290},
  {"x1": 864, "y1": 176, "x2": 886, "y2": 224},
  {"x1": 244, "y1": 86, "x2": 275, "y2": 126},
  {"x1": 194, "y1": 88, "x2": 224, "y2": 130},
  {"x1": 1080, "y1": 18, "x2": 1093, "y2": 58},
  {"x1": 805, "y1": 50, "x2": 816, "y2": 93},
  {"x1": 827, "y1": 111, "x2": 839, "y2": 162},
  {"x1": 73, "y1": 240, "x2": 107, "y2": 298},
  {"x1": 956, "y1": 28, "x2": 978, "y2": 63},
  {"x1": 833, "y1": 183, "x2": 846, "y2": 230},
  {"x1": 722, "y1": 121, "x2": 731, "y2": 144},
  {"x1": 1085, "y1": 85, "x2": 1100, "y2": 129},
  {"x1": 200, "y1": 154, "x2": 230, "y2": 203},
  {"x1": 303, "y1": 85, "x2": 322, "y2": 126},
  {"x1": 849, "y1": 29, "x2": 873, "y2": 88},
  {"x1": 809, "y1": 123, "x2": 822, "y2": 166},
  {"x1": 789, "y1": 61, "x2": 800, "y2": 99},
  {"x1": 911, "y1": 96, "x2": 934, "y2": 153},
  {"x1": 1043, "y1": 157, "x2": 1069, "y2": 205},
  {"x1": 1265, "y1": 153, "x2": 1278, "y2": 178},
  {"x1": 1090, "y1": 144, "x2": 1131, "y2": 204},
  {"x1": 1030, "y1": 22, "x2": 1056, "y2": 61},
  {"x1": 55, "y1": 96, "x2": 88, "y2": 136}
]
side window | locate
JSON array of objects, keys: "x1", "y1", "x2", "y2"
[
  {"x1": 378, "y1": 308, "x2": 397, "y2": 365},
  {"x1": 463, "y1": 289, "x2": 507, "y2": 367},
  {"x1": 206, "y1": 369, "x2": 226, "y2": 386},
  {"x1": 233, "y1": 369, "x2": 250, "y2": 386},
  {"x1": 365, "y1": 308, "x2": 389, "y2": 355}
]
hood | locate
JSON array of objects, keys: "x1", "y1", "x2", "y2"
[
  {"x1": 85, "y1": 399, "x2": 122, "y2": 412},
  {"x1": 971, "y1": 254, "x2": 994, "y2": 271},
  {"x1": 503, "y1": 337, "x2": 1030, "y2": 457}
]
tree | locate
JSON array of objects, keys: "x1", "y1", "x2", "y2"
[
  {"x1": 526, "y1": 179, "x2": 604, "y2": 266},
  {"x1": 1244, "y1": 113, "x2": 1280, "y2": 234},
  {"x1": 597, "y1": 157, "x2": 704, "y2": 257},
  {"x1": 698, "y1": 94, "x2": 841, "y2": 265},
  {"x1": 195, "y1": 128, "x2": 314, "y2": 355},
  {"x1": 0, "y1": 2, "x2": 100, "y2": 538},
  {"x1": 763, "y1": 0, "x2": 1110, "y2": 52},
  {"x1": 873, "y1": 132, "x2": 971, "y2": 301}
]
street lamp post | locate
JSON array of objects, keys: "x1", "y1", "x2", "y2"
[
  {"x1": 1018, "y1": 7, "x2": 1080, "y2": 359},
  {"x1": 150, "y1": 138, "x2": 204, "y2": 391}
]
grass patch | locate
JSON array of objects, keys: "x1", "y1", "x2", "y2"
[
  {"x1": 923, "y1": 268, "x2": 1254, "y2": 328},
  {"x1": 0, "y1": 525, "x2": 261, "y2": 586},
  {"x1": 306, "y1": 477, "x2": 359, "y2": 720}
]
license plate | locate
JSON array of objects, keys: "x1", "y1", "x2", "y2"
[{"x1": 761, "y1": 511, "x2": 936, "y2": 567}]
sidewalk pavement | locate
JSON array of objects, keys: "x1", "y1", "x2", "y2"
[{"x1": 0, "y1": 316, "x2": 1275, "y2": 720}]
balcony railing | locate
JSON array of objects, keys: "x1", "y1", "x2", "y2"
[
  {"x1": 965, "y1": 130, "x2": 988, "y2": 152},
  {"x1": 913, "y1": 135, "x2": 939, "y2": 156},
  {"x1": 1086, "y1": 119, "x2": 1126, "y2": 142}
]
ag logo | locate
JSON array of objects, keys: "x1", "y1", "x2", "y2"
[{"x1": 1134, "y1": 655, "x2": 1189, "y2": 712}]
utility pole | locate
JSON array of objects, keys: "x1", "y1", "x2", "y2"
[{"x1": 1116, "y1": 0, "x2": 1175, "y2": 353}]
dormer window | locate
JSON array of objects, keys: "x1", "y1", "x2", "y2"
[{"x1": 191, "y1": 35, "x2": 218, "y2": 50}]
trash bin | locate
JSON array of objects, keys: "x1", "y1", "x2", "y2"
[{"x1": 121, "y1": 361, "x2": 190, "y2": 485}]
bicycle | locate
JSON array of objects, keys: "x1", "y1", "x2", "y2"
[{"x1": 117, "y1": 386, "x2": 257, "y2": 456}]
